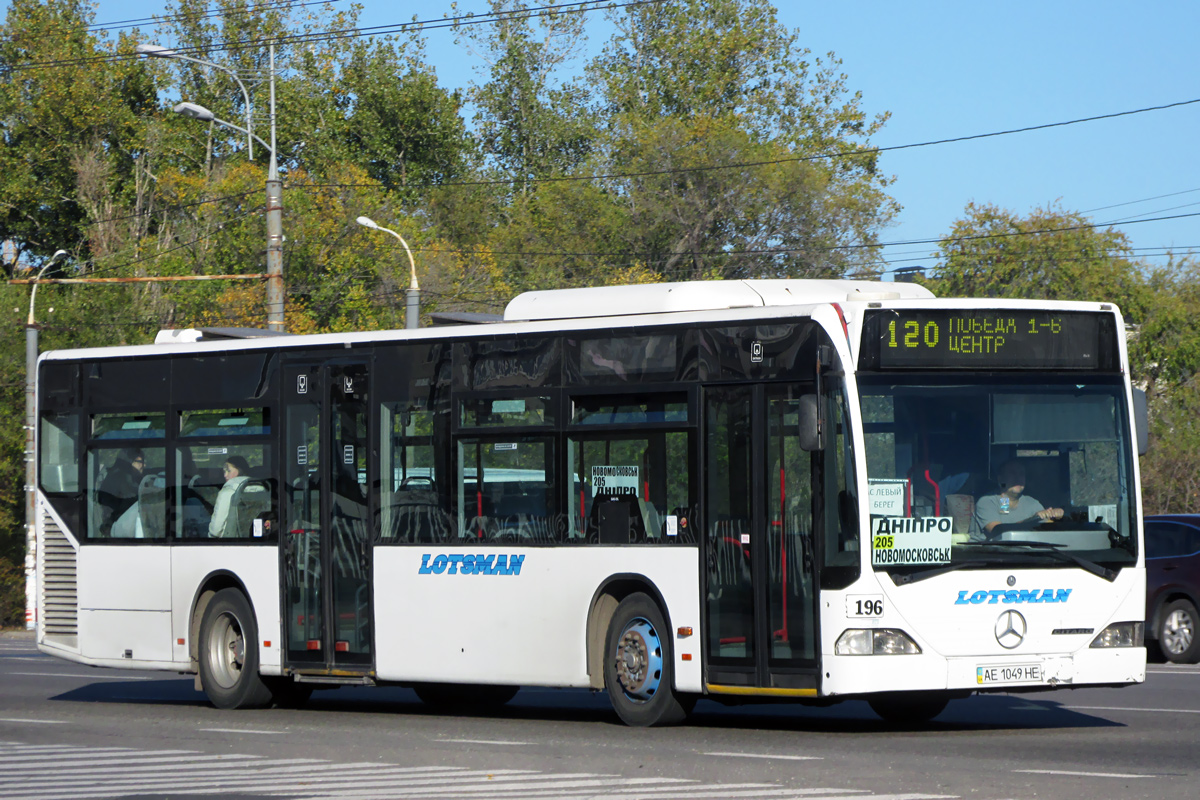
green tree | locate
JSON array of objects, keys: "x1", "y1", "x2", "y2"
[
  {"x1": 0, "y1": 0, "x2": 156, "y2": 263},
  {"x1": 929, "y1": 203, "x2": 1150, "y2": 311},
  {"x1": 586, "y1": 0, "x2": 895, "y2": 280}
]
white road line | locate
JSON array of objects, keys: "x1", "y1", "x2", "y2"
[
  {"x1": 703, "y1": 751, "x2": 824, "y2": 761},
  {"x1": 0, "y1": 754, "x2": 270, "y2": 772},
  {"x1": 2, "y1": 768, "x2": 539, "y2": 793},
  {"x1": 198, "y1": 727, "x2": 286, "y2": 734},
  {"x1": 0, "y1": 749, "x2": 194, "y2": 762},
  {"x1": 1014, "y1": 769, "x2": 1153, "y2": 779},
  {"x1": 8, "y1": 672, "x2": 153, "y2": 680},
  {"x1": 1066, "y1": 705, "x2": 1200, "y2": 714},
  {"x1": 4, "y1": 763, "x2": 457, "y2": 784},
  {"x1": 291, "y1": 790, "x2": 870, "y2": 800},
  {"x1": 0, "y1": 719, "x2": 66, "y2": 724},
  {"x1": 439, "y1": 738, "x2": 532, "y2": 745},
  {"x1": 282, "y1": 784, "x2": 782, "y2": 800}
]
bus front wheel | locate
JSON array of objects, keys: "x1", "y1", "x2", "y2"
[
  {"x1": 604, "y1": 593, "x2": 690, "y2": 727},
  {"x1": 198, "y1": 588, "x2": 273, "y2": 709},
  {"x1": 867, "y1": 691, "x2": 950, "y2": 724}
]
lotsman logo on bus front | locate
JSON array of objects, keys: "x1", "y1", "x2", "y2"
[
  {"x1": 418, "y1": 553, "x2": 525, "y2": 576},
  {"x1": 954, "y1": 589, "x2": 1071, "y2": 605}
]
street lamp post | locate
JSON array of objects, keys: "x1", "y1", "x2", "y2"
[
  {"x1": 138, "y1": 43, "x2": 284, "y2": 332},
  {"x1": 356, "y1": 216, "x2": 420, "y2": 330},
  {"x1": 25, "y1": 249, "x2": 67, "y2": 631}
]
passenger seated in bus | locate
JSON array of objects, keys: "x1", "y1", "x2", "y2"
[
  {"x1": 209, "y1": 456, "x2": 251, "y2": 537},
  {"x1": 98, "y1": 448, "x2": 144, "y2": 537},
  {"x1": 973, "y1": 460, "x2": 1063, "y2": 540}
]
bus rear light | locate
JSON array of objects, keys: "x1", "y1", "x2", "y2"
[
  {"x1": 335, "y1": 641, "x2": 349, "y2": 652},
  {"x1": 835, "y1": 628, "x2": 922, "y2": 655},
  {"x1": 263, "y1": 641, "x2": 271, "y2": 648},
  {"x1": 1090, "y1": 622, "x2": 1143, "y2": 648},
  {"x1": 307, "y1": 640, "x2": 321, "y2": 651},
  {"x1": 176, "y1": 638, "x2": 184, "y2": 645}
]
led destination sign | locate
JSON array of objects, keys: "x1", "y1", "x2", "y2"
[{"x1": 860, "y1": 310, "x2": 1117, "y2": 370}]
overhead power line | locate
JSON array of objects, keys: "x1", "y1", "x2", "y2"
[
  {"x1": 6, "y1": 1, "x2": 655, "y2": 72},
  {"x1": 293, "y1": 97, "x2": 1200, "y2": 192}
]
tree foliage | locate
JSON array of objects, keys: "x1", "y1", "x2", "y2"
[{"x1": 929, "y1": 202, "x2": 1200, "y2": 514}]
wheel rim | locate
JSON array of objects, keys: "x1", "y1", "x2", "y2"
[
  {"x1": 614, "y1": 617, "x2": 663, "y2": 704},
  {"x1": 1163, "y1": 609, "x2": 1195, "y2": 656},
  {"x1": 207, "y1": 611, "x2": 247, "y2": 690}
]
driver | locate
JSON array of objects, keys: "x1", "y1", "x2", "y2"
[{"x1": 973, "y1": 460, "x2": 1064, "y2": 540}]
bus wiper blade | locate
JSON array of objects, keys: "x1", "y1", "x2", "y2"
[
  {"x1": 959, "y1": 540, "x2": 1117, "y2": 582},
  {"x1": 891, "y1": 561, "x2": 988, "y2": 585}
]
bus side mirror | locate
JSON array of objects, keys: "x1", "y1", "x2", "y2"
[
  {"x1": 798, "y1": 394, "x2": 823, "y2": 452},
  {"x1": 1132, "y1": 388, "x2": 1148, "y2": 456}
]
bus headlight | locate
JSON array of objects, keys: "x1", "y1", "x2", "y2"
[
  {"x1": 835, "y1": 628, "x2": 922, "y2": 655},
  {"x1": 1089, "y1": 621, "x2": 1143, "y2": 648}
]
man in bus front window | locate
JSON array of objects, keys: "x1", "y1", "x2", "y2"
[{"x1": 973, "y1": 460, "x2": 1064, "y2": 540}]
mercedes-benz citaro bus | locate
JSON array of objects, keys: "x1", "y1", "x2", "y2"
[{"x1": 33, "y1": 279, "x2": 1148, "y2": 725}]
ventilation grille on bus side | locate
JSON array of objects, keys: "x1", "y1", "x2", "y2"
[{"x1": 40, "y1": 511, "x2": 78, "y2": 643}]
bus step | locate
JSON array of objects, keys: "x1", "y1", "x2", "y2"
[{"x1": 291, "y1": 674, "x2": 376, "y2": 686}]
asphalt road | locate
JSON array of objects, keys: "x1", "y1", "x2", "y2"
[{"x1": 2, "y1": 631, "x2": 1197, "y2": 800}]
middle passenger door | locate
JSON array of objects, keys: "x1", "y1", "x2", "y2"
[{"x1": 282, "y1": 359, "x2": 373, "y2": 675}]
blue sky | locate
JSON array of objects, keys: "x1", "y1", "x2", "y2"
[{"x1": 9, "y1": 1, "x2": 1200, "y2": 273}]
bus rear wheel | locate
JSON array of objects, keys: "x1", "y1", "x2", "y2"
[
  {"x1": 413, "y1": 683, "x2": 519, "y2": 709},
  {"x1": 604, "y1": 593, "x2": 690, "y2": 727},
  {"x1": 867, "y1": 691, "x2": 950, "y2": 724},
  {"x1": 198, "y1": 588, "x2": 273, "y2": 709}
]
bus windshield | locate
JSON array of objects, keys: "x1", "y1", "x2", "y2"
[{"x1": 857, "y1": 373, "x2": 1137, "y2": 576}]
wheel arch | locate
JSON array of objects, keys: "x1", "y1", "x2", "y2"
[
  {"x1": 188, "y1": 570, "x2": 256, "y2": 668},
  {"x1": 1149, "y1": 588, "x2": 1199, "y2": 640},
  {"x1": 585, "y1": 573, "x2": 673, "y2": 690}
]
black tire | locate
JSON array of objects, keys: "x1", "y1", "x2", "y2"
[
  {"x1": 604, "y1": 593, "x2": 689, "y2": 727},
  {"x1": 868, "y1": 691, "x2": 950, "y2": 724},
  {"x1": 198, "y1": 588, "x2": 273, "y2": 709},
  {"x1": 1158, "y1": 598, "x2": 1200, "y2": 664},
  {"x1": 264, "y1": 677, "x2": 314, "y2": 709},
  {"x1": 413, "y1": 683, "x2": 520, "y2": 710}
]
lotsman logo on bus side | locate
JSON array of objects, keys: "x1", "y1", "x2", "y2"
[
  {"x1": 955, "y1": 589, "x2": 1071, "y2": 605},
  {"x1": 418, "y1": 553, "x2": 525, "y2": 576}
]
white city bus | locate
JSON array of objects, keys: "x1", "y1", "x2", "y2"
[{"x1": 34, "y1": 279, "x2": 1147, "y2": 725}]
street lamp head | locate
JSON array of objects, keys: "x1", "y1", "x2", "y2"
[
  {"x1": 136, "y1": 43, "x2": 179, "y2": 58},
  {"x1": 173, "y1": 102, "x2": 215, "y2": 122},
  {"x1": 355, "y1": 216, "x2": 379, "y2": 230},
  {"x1": 48, "y1": 249, "x2": 68, "y2": 265}
]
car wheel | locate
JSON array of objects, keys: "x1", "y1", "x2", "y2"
[{"x1": 1158, "y1": 599, "x2": 1200, "y2": 664}]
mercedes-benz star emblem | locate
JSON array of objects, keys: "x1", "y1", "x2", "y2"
[{"x1": 995, "y1": 610, "x2": 1027, "y2": 649}]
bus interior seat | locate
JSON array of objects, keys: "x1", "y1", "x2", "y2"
[
  {"x1": 388, "y1": 481, "x2": 444, "y2": 542},
  {"x1": 137, "y1": 472, "x2": 166, "y2": 539},
  {"x1": 593, "y1": 494, "x2": 645, "y2": 544},
  {"x1": 229, "y1": 479, "x2": 273, "y2": 538}
]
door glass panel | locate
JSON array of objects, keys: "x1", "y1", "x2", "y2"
[
  {"x1": 329, "y1": 367, "x2": 371, "y2": 661},
  {"x1": 285, "y1": 365, "x2": 323, "y2": 663},
  {"x1": 767, "y1": 391, "x2": 816, "y2": 663},
  {"x1": 705, "y1": 387, "x2": 754, "y2": 662}
]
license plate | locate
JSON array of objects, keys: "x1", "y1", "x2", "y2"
[{"x1": 976, "y1": 663, "x2": 1044, "y2": 685}]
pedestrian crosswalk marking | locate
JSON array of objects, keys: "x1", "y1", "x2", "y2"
[{"x1": 0, "y1": 742, "x2": 957, "y2": 800}]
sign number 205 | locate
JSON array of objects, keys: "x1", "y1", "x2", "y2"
[{"x1": 847, "y1": 595, "x2": 884, "y2": 618}]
